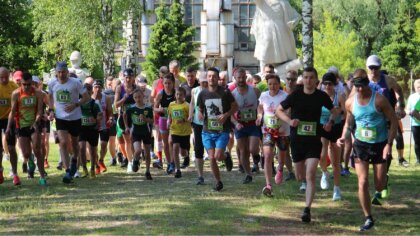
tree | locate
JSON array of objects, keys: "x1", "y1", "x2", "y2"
[
  {"x1": 32, "y1": 0, "x2": 142, "y2": 77},
  {"x1": 302, "y1": 0, "x2": 314, "y2": 68},
  {"x1": 142, "y1": 0, "x2": 198, "y2": 81},
  {"x1": 380, "y1": 0, "x2": 419, "y2": 77},
  {"x1": 314, "y1": 13, "x2": 365, "y2": 77}
]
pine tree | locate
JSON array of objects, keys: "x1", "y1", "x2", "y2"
[{"x1": 142, "y1": 0, "x2": 198, "y2": 82}]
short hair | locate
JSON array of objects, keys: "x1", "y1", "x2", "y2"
[
  {"x1": 252, "y1": 74, "x2": 261, "y2": 82},
  {"x1": 264, "y1": 64, "x2": 275, "y2": 70},
  {"x1": 186, "y1": 67, "x2": 196, "y2": 74},
  {"x1": 303, "y1": 67, "x2": 318, "y2": 79},
  {"x1": 286, "y1": 70, "x2": 298, "y2": 78},
  {"x1": 234, "y1": 68, "x2": 246, "y2": 77},
  {"x1": 163, "y1": 73, "x2": 175, "y2": 83},
  {"x1": 159, "y1": 66, "x2": 169, "y2": 75},
  {"x1": 169, "y1": 60, "x2": 180, "y2": 68},
  {"x1": 106, "y1": 76, "x2": 114, "y2": 81},
  {"x1": 84, "y1": 83, "x2": 93, "y2": 91},
  {"x1": 265, "y1": 74, "x2": 280, "y2": 83},
  {"x1": 23, "y1": 72, "x2": 32, "y2": 81},
  {"x1": 133, "y1": 88, "x2": 144, "y2": 96},
  {"x1": 353, "y1": 68, "x2": 367, "y2": 79},
  {"x1": 176, "y1": 87, "x2": 186, "y2": 96},
  {"x1": 207, "y1": 67, "x2": 220, "y2": 78}
]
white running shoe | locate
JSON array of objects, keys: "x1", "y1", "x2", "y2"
[
  {"x1": 299, "y1": 181, "x2": 307, "y2": 192},
  {"x1": 74, "y1": 170, "x2": 81, "y2": 178},
  {"x1": 320, "y1": 171, "x2": 330, "y2": 190},
  {"x1": 3, "y1": 154, "x2": 10, "y2": 161},
  {"x1": 127, "y1": 162, "x2": 134, "y2": 174},
  {"x1": 333, "y1": 186, "x2": 342, "y2": 201}
]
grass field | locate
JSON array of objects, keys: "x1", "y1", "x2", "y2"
[{"x1": 0, "y1": 143, "x2": 419, "y2": 235}]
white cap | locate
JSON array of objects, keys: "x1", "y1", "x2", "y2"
[
  {"x1": 199, "y1": 71, "x2": 207, "y2": 82},
  {"x1": 327, "y1": 66, "x2": 339, "y2": 75},
  {"x1": 366, "y1": 55, "x2": 381, "y2": 67}
]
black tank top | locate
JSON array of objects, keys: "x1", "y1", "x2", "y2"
[{"x1": 159, "y1": 89, "x2": 175, "y2": 117}]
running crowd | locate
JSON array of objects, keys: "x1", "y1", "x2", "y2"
[{"x1": 0, "y1": 55, "x2": 419, "y2": 232}]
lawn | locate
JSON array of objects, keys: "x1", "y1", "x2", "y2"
[{"x1": 0, "y1": 143, "x2": 419, "y2": 235}]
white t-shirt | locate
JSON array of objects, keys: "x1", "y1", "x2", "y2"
[
  {"x1": 259, "y1": 90, "x2": 289, "y2": 136},
  {"x1": 48, "y1": 77, "x2": 84, "y2": 120},
  {"x1": 143, "y1": 87, "x2": 152, "y2": 106}
]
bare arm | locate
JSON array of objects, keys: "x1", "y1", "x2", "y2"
[
  {"x1": 275, "y1": 104, "x2": 296, "y2": 127},
  {"x1": 6, "y1": 91, "x2": 18, "y2": 134},
  {"x1": 337, "y1": 99, "x2": 355, "y2": 147},
  {"x1": 153, "y1": 93, "x2": 164, "y2": 113},
  {"x1": 114, "y1": 85, "x2": 126, "y2": 109},
  {"x1": 35, "y1": 90, "x2": 44, "y2": 123},
  {"x1": 188, "y1": 90, "x2": 195, "y2": 121},
  {"x1": 256, "y1": 104, "x2": 264, "y2": 126}
]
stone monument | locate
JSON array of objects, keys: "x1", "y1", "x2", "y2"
[{"x1": 69, "y1": 51, "x2": 90, "y2": 81}]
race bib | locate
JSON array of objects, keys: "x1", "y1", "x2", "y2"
[
  {"x1": 162, "y1": 107, "x2": 168, "y2": 118},
  {"x1": 357, "y1": 127, "x2": 377, "y2": 142},
  {"x1": 82, "y1": 116, "x2": 96, "y2": 126},
  {"x1": 56, "y1": 90, "x2": 71, "y2": 103},
  {"x1": 172, "y1": 109, "x2": 184, "y2": 120},
  {"x1": 240, "y1": 110, "x2": 256, "y2": 122},
  {"x1": 208, "y1": 118, "x2": 223, "y2": 131},
  {"x1": 132, "y1": 114, "x2": 145, "y2": 125},
  {"x1": 0, "y1": 99, "x2": 9, "y2": 106},
  {"x1": 22, "y1": 96, "x2": 36, "y2": 107},
  {"x1": 265, "y1": 115, "x2": 281, "y2": 129},
  {"x1": 297, "y1": 121, "x2": 316, "y2": 136}
]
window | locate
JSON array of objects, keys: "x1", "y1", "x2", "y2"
[
  {"x1": 232, "y1": 0, "x2": 255, "y2": 50},
  {"x1": 185, "y1": 0, "x2": 203, "y2": 41}
]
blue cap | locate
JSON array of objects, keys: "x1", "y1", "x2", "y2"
[{"x1": 56, "y1": 61, "x2": 68, "y2": 71}]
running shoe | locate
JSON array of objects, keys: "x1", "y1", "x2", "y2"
[
  {"x1": 299, "y1": 181, "x2": 307, "y2": 192},
  {"x1": 13, "y1": 175, "x2": 21, "y2": 186},
  {"x1": 145, "y1": 171, "x2": 153, "y2": 180},
  {"x1": 243, "y1": 175, "x2": 253, "y2": 184},
  {"x1": 22, "y1": 163, "x2": 28, "y2": 173},
  {"x1": 225, "y1": 152, "x2": 233, "y2": 172},
  {"x1": 167, "y1": 162, "x2": 175, "y2": 175},
  {"x1": 320, "y1": 171, "x2": 329, "y2": 190},
  {"x1": 74, "y1": 170, "x2": 81, "y2": 178},
  {"x1": 285, "y1": 172, "x2": 296, "y2": 181},
  {"x1": 341, "y1": 167, "x2": 351, "y2": 176},
  {"x1": 151, "y1": 151, "x2": 156, "y2": 159},
  {"x1": 117, "y1": 152, "x2": 124, "y2": 164},
  {"x1": 28, "y1": 155, "x2": 36, "y2": 176},
  {"x1": 132, "y1": 159, "x2": 140, "y2": 173},
  {"x1": 333, "y1": 187, "x2": 342, "y2": 201},
  {"x1": 95, "y1": 165, "x2": 101, "y2": 175},
  {"x1": 153, "y1": 159, "x2": 163, "y2": 169},
  {"x1": 381, "y1": 186, "x2": 390, "y2": 199},
  {"x1": 262, "y1": 185, "x2": 273, "y2": 197},
  {"x1": 398, "y1": 158, "x2": 409, "y2": 167},
  {"x1": 213, "y1": 181, "x2": 223, "y2": 191},
  {"x1": 62, "y1": 170, "x2": 73, "y2": 184},
  {"x1": 109, "y1": 157, "x2": 117, "y2": 166},
  {"x1": 90, "y1": 169, "x2": 96, "y2": 178},
  {"x1": 196, "y1": 176, "x2": 204, "y2": 185},
  {"x1": 301, "y1": 207, "x2": 311, "y2": 223},
  {"x1": 39, "y1": 178, "x2": 47, "y2": 186},
  {"x1": 127, "y1": 162, "x2": 134, "y2": 174},
  {"x1": 359, "y1": 218, "x2": 374, "y2": 232},
  {"x1": 203, "y1": 155, "x2": 209, "y2": 161},
  {"x1": 98, "y1": 160, "x2": 107, "y2": 173},
  {"x1": 371, "y1": 192, "x2": 382, "y2": 205},
  {"x1": 56, "y1": 161, "x2": 63, "y2": 171},
  {"x1": 275, "y1": 169, "x2": 283, "y2": 185},
  {"x1": 69, "y1": 159, "x2": 78, "y2": 177},
  {"x1": 180, "y1": 156, "x2": 190, "y2": 169},
  {"x1": 120, "y1": 158, "x2": 128, "y2": 168},
  {"x1": 251, "y1": 163, "x2": 259, "y2": 173},
  {"x1": 0, "y1": 167, "x2": 3, "y2": 184},
  {"x1": 44, "y1": 159, "x2": 49, "y2": 169},
  {"x1": 174, "y1": 170, "x2": 182, "y2": 178},
  {"x1": 238, "y1": 164, "x2": 245, "y2": 173},
  {"x1": 82, "y1": 166, "x2": 89, "y2": 178}
]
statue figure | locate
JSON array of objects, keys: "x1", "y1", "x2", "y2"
[
  {"x1": 251, "y1": 0, "x2": 301, "y2": 74},
  {"x1": 69, "y1": 51, "x2": 90, "y2": 81}
]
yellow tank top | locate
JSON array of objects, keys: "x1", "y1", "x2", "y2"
[{"x1": 0, "y1": 81, "x2": 18, "y2": 119}]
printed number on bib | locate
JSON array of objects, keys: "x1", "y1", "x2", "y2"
[
  {"x1": 297, "y1": 121, "x2": 316, "y2": 136},
  {"x1": 56, "y1": 90, "x2": 71, "y2": 103},
  {"x1": 357, "y1": 127, "x2": 377, "y2": 142},
  {"x1": 172, "y1": 109, "x2": 183, "y2": 120},
  {"x1": 82, "y1": 117, "x2": 96, "y2": 126},
  {"x1": 132, "y1": 114, "x2": 145, "y2": 125},
  {"x1": 22, "y1": 97, "x2": 36, "y2": 107},
  {"x1": 240, "y1": 110, "x2": 256, "y2": 122},
  {"x1": 208, "y1": 118, "x2": 223, "y2": 131},
  {"x1": 265, "y1": 115, "x2": 280, "y2": 129}
]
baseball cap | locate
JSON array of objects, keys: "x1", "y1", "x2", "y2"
[
  {"x1": 56, "y1": 61, "x2": 68, "y2": 71},
  {"x1": 137, "y1": 75, "x2": 147, "y2": 84},
  {"x1": 32, "y1": 76, "x2": 41, "y2": 84},
  {"x1": 322, "y1": 72, "x2": 337, "y2": 85},
  {"x1": 123, "y1": 68, "x2": 134, "y2": 77},
  {"x1": 327, "y1": 66, "x2": 339, "y2": 76},
  {"x1": 353, "y1": 76, "x2": 370, "y2": 87},
  {"x1": 93, "y1": 80, "x2": 103, "y2": 87},
  {"x1": 13, "y1": 71, "x2": 24, "y2": 81},
  {"x1": 366, "y1": 55, "x2": 381, "y2": 67}
]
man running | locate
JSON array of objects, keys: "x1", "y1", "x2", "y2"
[
  {"x1": 338, "y1": 69, "x2": 397, "y2": 231},
  {"x1": 48, "y1": 62, "x2": 90, "y2": 183},
  {"x1": 276, "y1": 67, "x2": 337, "y2": 223}
]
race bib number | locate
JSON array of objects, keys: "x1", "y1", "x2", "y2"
[
  {"x1": 297, "y1": 121, "x2": 316, "y2": 136},
  {"x1": 131, "y1": 114, "x2": 145, "y2": 125},
  {"x1": 208, "y1": 118, "x2": 223, "y2": 131},
  {"x1": 172, "y1": 109, "x2": 184, "y2": 120},
  {"x1": 56, "y1": 90, "x2": 71, "y2": 103},
  {"x1": 162, "y1": 107, "x2": 168, "y2": 118},
  {"x1": 265, "y1": 115, "x2": 281, "y2": 129},
  {"x1": 0, "y1": 99, "x2": 9, "y2": 106},
  {"x1": 240, "y1": 110, "x2": 256, "y2": 122},
  {"x1": 22, "y1": 96, "x2": 36, "y2": 107},
  {"x1": 82, "y1": 116, "x2": 96, "y2": 126},
  {"x1": 357, "y1": 127, "x2": 377, "y2": 142}
]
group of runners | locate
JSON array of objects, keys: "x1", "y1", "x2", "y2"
[{"x1": 0, "y1": 55, "x2": 419, "y2": 232}]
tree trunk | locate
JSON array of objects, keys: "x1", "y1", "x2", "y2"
[
  {"x1": 302, "y1": 0, "x2": 313, "y2": 68},
  {"x1": 123, "y1": 11, "x2": 140, "y2": 74},
  {"x1": 101, "y1": 0, "x2": 115, "y2": 77}
]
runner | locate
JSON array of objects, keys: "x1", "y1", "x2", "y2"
[
  {"x1": 7, "y1": 72, "x2": 45, "y2": 185},
  {"x1": 48, "y1": 62, "x2": 90, "y2": 183},
  {"x1": 188, "y1": 72, "x2": 208, "y2": 184},
  {"x1": 338, "y1": 69, "x2": 398, "y2": 231},
  {"x1": 168, "y1": 87, "x2": 192, "y2": 178},
  {"x1": 197, "y1": 67, "x2": 238, "y2": 191},
  {"x1": 231, "y1": 68, "x2": 261, "y2": 184},
  {"x1": 34, "y1": 76, "x2": 51, "y2": 169},
  {"x1": 318, "y1": 72, "x2": 346, "y2": 201},
  {"x1": 124, "y1": 89, "x2": 153, "y2": 179},
  {"x1": 408, "y1": 79, "x2": 420, "y2": 164},
  {"x1": 103, "y1": 76, "x2": 118, "y2": 166},
  {"x1": 276, "y1": 67, "x2": 337, "y2": 223},
  {"x1": 256, "y1": 74, "x2": 288, "y2": 196}
]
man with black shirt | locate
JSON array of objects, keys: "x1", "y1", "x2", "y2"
[
  {"x1": 276, "y1": 67, "x2": 337, "y2": 223},
  {"x1": 197, "y1": 68, "x2": 238, "y2": 191},
  {"x1": 180, "y1": 67, "x2": 199, "y2": 103}
]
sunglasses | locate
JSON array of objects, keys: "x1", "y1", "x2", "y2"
[
  {"x1": 368, "y1": 65, "x2": 380, "y2": 70},
  {"x1": 354, "y1": 84, "x2": 366, "y2": 88},
  {"x1": 286, "y1": 77, "x2": 297, "y2": 81},
  {"x1": 22, "y1": 83, "x2": 32, "y2": 87},
  {"x1": 322, "y1": 82, "x2": 334, "y2": 86}
]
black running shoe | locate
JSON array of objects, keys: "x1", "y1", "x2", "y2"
[
  {"x1": 238, "y1": 164, "x2": 245, "y2": 173},
  {"x1": 225, "y1": 152, "x2": 233, "y2": 172},
  {"x1": 285, "y1": 172, "x2": 296, "y2": 181},
  {"x1": 117, "y1": 152, "x2": 124, "y2": 164},
  {"x1": 56, "y1": 161, "x2": 63, "y2": 171},
  {"x1": 62, "y1": 170, "x2": 73, "y2": 184},
  {"x1": 69, "y1": 159, "x2": 78, "y2": 177},
  {"x1": 110, "y1": 158, "x2": 117, "y2": 166},
  {"x1": 181, "y1": 156, "x2": 190, "y2": 169},
  {"x1": 196, "y1": 177, "x2": 205, "y2": 185},
  {"x1": 133, "y1": 159, "x2": 140, "y2": 173},
  {"x1": 301, "y1": 207, "x2": 311, "y2": 223},
  {"x1": 120, "y1": 158, "x2": 128, "y2": 168},
  {"x1": 145, "y1": 171, "x2": 153, "y2": 180},
  {"x1": 359, "y1": 218, "x2": 374, "y2": 232},
  {"x1": 174, "y1": 170, "x2": 182, "y2": 178},
  {"x1": 213, "y1": 181, "x2": 223, "y2": 191},
  {"x1": 243, "y1": 175, "x2": 253, "y2": 184}
]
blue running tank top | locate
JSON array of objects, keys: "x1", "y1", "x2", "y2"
[{"x1": 320, "y1": 92, "x2": 342, "y2": 125}]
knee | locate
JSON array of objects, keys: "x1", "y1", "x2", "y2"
[{"x1": 358, "y1": 177, "x2": 369, "y2": 189}]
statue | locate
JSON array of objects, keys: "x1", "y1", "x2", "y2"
[
  {"x1": 69, "y1": 51, "x2": 90, "y2": 81},
  {"x1": 251, "y1": 0, "x2": 301, "y2": 77}
]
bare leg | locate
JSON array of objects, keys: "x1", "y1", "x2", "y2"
[{"x1": 355, "y1": 159, "x2": 371, "y2": 217}]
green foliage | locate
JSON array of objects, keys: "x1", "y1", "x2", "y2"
[
  {"x1": 142, "y1": 0, "x2": 198, "y2": 82},
  {"x1": 380, "y1": 0, "x2": 419, "y2": 77},
  {"x1": 314, "y1": 12, "x2": 365, "y2": 78},
  {"x1": 0, "y1": 0, "x2": 42, "y2": 72}
]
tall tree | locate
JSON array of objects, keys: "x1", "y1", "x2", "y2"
[
  {"x1": 142, "y1": 0, "x2": 198, "y2": 81},
  {"x1": 302, "y1": 0, "x2": 313, "y2": 68}
]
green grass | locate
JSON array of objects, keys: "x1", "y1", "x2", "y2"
[{"x1": 0, "y1": 144, "x2": 419, "y2": 235}]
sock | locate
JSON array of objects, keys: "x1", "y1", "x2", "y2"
[
  {"x1": 157, "y1": 151, "x2": 162, "y2": 161},
  {"x1": 252, "y1": 154, "x2": 260, "y2": 164}
]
